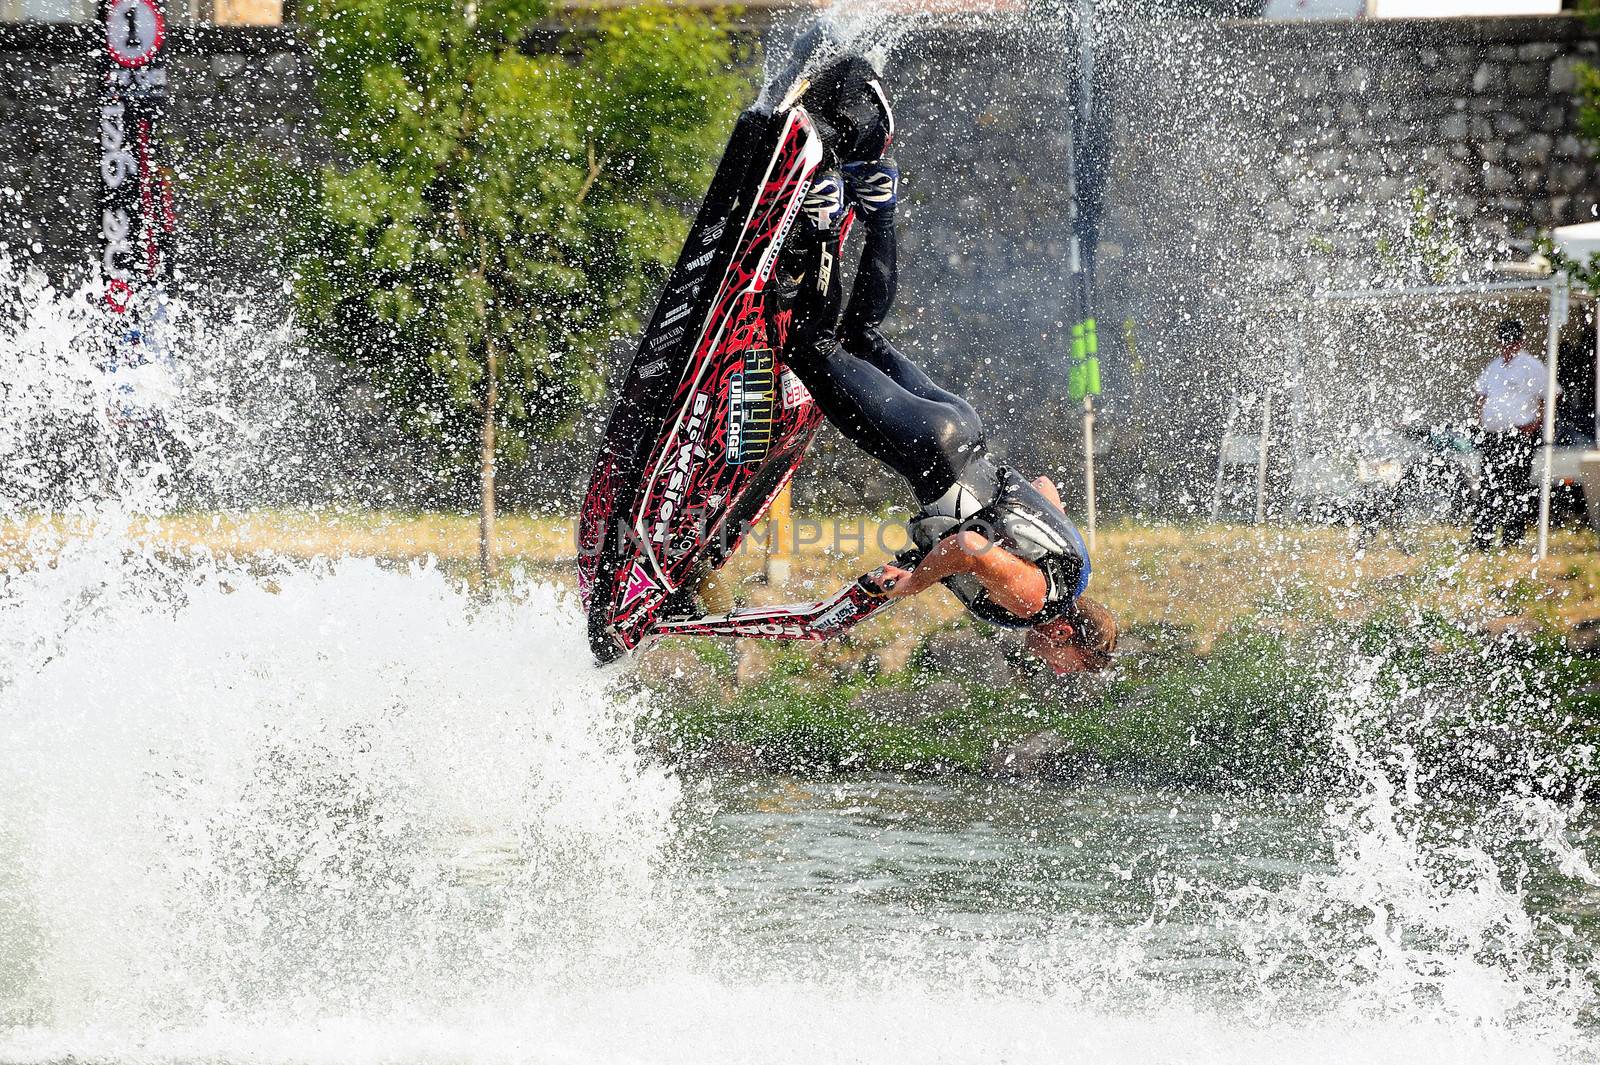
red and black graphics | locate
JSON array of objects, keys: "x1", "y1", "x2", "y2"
[
  {"x1": 579, "y1": 104, "x2": 826, "y2": 660},
  {"x1": 578, "y1": 110, "x2": 769, "y2": 619}
]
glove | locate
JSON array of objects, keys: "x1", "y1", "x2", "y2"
[
  {"x1": 842, "y1": 158, "x2": 898, "y2": 222},
  {"x1": 803, "y1": 170, "x2": 845, "y2": 231},
  {"x1": 893, "y1": 546, "x2": 925, "y2": 570}
]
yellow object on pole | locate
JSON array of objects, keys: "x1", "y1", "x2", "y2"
[{"x1": 765, "y1": 481, "x2": 793, "y2": 586}]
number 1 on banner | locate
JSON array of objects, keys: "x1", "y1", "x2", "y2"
[{"x1": 106, "y1": 0, "x2": 164, "y2": 70}]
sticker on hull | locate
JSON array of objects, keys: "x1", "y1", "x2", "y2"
[{"x1": 727, "y1": 347, "x2": 775, "y2": 465}]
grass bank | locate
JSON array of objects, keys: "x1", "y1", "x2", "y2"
[
  {"x1": 13, "y1": 509, "x2": 1595, "y2": 638},
  {"x1": 645, "y1": 607, "x2": 1600, "y2": 796}
]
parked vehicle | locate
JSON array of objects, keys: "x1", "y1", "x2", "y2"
[{"x1": 1292, "y1": 422, "x2": 1477, "y2": 547}]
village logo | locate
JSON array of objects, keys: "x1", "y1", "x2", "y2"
[{"x1": 726, "y1": 347, "x2": 774, "y2": 465}]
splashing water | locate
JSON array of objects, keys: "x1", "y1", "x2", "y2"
[
  {"x1": 758, "y1": 0, "x2": 1025, "y2": 109},
  {"x1": 2, "y1": 267, "x2": 1599, "y2": 1064},
  {"x1": 0, "y1": 266, "x2": 700, "y2": 1056}
]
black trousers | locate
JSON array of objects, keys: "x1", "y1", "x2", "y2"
[
  {"x1": 789, "y1": 324, "x2": 985, "y2": 505},
  {"x1": 783, "y1": 219, "x2": 985, "y2": 505},
  {"x1": 1473, "y1": 430, "x2": 1536, "y2": 548}
]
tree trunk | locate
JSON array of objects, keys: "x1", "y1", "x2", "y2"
[{"x1": 479, "y1": 342, "x2": 498, "y2": 581}]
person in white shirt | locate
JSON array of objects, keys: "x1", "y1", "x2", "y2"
[{"x1": 1472, "y1": 318, "x2": 1553, "y2": 550}]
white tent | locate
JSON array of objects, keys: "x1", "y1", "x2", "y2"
[
  {"x1": 1554, "y1": 221, "x2": 1600, "y2": 261},
  {"x1": 1314, "y1": 257, "x2": 1596, "y2": 560}
]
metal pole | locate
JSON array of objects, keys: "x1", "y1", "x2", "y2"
[
  {"x1": 1254, "y1": 389, "x2": 1273, "y2": 526},
  {"x1": 1538, "y1": 275, "x2": 1569, "y2": 560},
  {"x1": 1212, "y1": 396, "x2": 1239, "y2": 522},
  {"x1": 1083, "y1": 395, "x2": 1097, "y2": 551},
  {"x1": 1286, "y1": 319, "x2": 1310, "y2": 521},
  {"x1": 1068, "y1": 0, "x2": 1099, "y2": 551}
]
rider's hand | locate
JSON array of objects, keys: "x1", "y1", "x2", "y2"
[
  {"x1": 803, "y1": 170, "x2": 845, "y2": 231},
  {"x1": 841, "y1": 158, "x2": 898, "y2": 222},
  {"x1": 876, "y1": 564, "x2": 916, "y2": 597}
]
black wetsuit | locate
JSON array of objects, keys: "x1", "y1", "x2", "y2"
[
  {"x1": 782, "y1": 216, "x2": 985, "y2": 506},
  {"x1": 777, "y1": 174, "x2": 1092, "y2": 627}
]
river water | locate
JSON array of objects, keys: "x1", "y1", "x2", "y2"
[{"x1": 3, "y1": 271, "x2": 1600, "y2": 1061}]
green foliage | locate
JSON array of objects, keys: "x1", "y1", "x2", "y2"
[
  {"x1": 1370, "y1": 185, "x2": 1466, "y2": 285},
  {"x1": 1538, "y1": 229, "x2": 1600, "y2": 293},
  {"x1": 1549, "y1": 1, "x2": 1600, "y2": 290},
  {"x1": 1577, "y1": 2, "x2": 1600, "y2": 180},
  {"x1": 291, "y1": 0, "x2": 747, "y2": 464},
  {"x1": 1581, "y1": 61, "x2": 1600, "y2": 146},
  {"x1": 644, "y1": 614, "x2": 1600, "y2": 796}
]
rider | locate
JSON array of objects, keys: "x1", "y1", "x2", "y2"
[{"x1": 777, "y1": 63, "x2": 1118, "y2": 675}]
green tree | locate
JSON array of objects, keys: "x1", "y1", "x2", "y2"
[
  {"x1": 1556, "y1": 0, "x2": 1600, "y2": 290},
  {"x1": 294, "y1": 0, "x2": 745, "y2": 576},
  {"x1": 1581, "y1": 1, "x2": 1600, "y2": 150}
]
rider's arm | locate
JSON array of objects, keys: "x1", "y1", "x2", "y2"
[
  {"x1": 885, "y1": 532, "x2": 1048, "y2": 617},
  {"x1": 782, "y1": 225, "x2": 844, "y2": 362},
  {"x1": 839, "y1": 161, "x2": 899, "y2": 342}
]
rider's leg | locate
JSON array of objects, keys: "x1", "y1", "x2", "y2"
[
  {"x1": 837, "y1": 201, "x2": 975, "y2": 414},
  {"x1": 783, "y1": 217, "x2": 986, "y2": 506},
  {"x1": 788, "y1": 339, "x2": 983, "y2": 506}
]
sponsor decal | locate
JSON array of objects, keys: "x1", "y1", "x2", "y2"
[
  {"x1": 702, "y1": 217, "x2": 728, "y2": 245},
  {"x1": 618, "y1": 560, "x2": 658, "y2": 610},
  {"x1": 660, "y1": 302, "x2": 692, "y2": 328},
  {"x1": 727, "y1": 347, "x2": 775, "y2": 465},
  {"x1": 814, "y1": 596, "x2": 860, "y2": 631},
  {"x1": 780, "y1": 370, "x2": 812, "y2": 410},
  {"x1": 650, "y1": 392, "x2": 711, "y2": 543},
  {"x1": 638, "y1": 358, "x2": 669, "y2": 380},
  {"x1": 817, "y1": 243, "x2": 834, "y2": 294},
  {"x1": 648, "y1": 324, "x2": 686, "y2": 352},
  {"x1": 685, "y1": 248, "x2": 716, "y2": 272}
]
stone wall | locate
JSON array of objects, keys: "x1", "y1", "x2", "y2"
[
  {"x1": 1093, "y1": 15, "x2": 1600, "y2": 511},
  {"x1": 861, "y1": 15, "x2": 1600, "y2": 514},
  {"x1": 0, "y1": 23, "x2": 313, "y2": 290}
]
